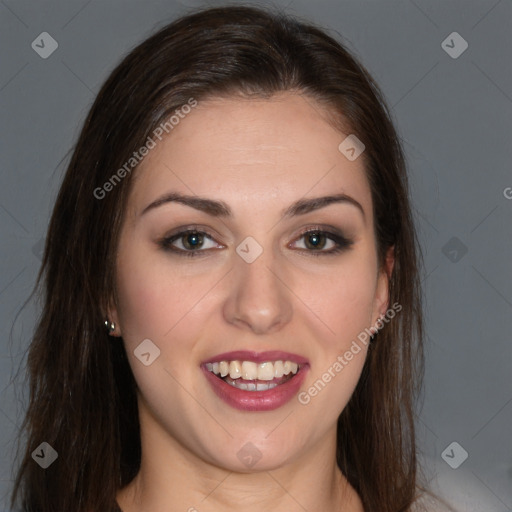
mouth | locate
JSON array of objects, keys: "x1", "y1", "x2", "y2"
[
  {"x1": 205, "y1": 359, "x2": 302, "y2": 390},
  {"x1": 201, "y1": 351, "x2": 309, "y2": 411}
]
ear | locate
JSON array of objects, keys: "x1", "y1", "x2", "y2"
[
  {"x1": 371, "y1": 245, "x2": 395, "y2": 325},
  {"x1": 105, "y1": 292, "x2": 122, "y2": 337}
]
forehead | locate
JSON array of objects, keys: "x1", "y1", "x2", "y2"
[{"x1": 127, "y1": 93, "x2": 372, "y2": 220}]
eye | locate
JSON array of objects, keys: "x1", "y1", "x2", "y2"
[
  {"x1": 158, "y1": 228, "x2": 223, "y2": 257},
  {"x1": 158, "y1": 225, "x2": 353, "y2": 258},
  {"x1": 290, "y1": 227, "x2": 353, "y2": 256}
]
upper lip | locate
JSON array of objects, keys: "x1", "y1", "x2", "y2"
[{"x1": 202, "y1": 350, "x2": 309, "y2": 365}]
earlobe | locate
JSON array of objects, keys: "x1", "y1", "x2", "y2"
[{"x1": 105, "y1": 296, "x2": 121, "y2": 337}]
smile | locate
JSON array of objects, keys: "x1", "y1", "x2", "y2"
[
  {"x1": 206, "y1": 360, "x2": 300, "y2": 390},
  {"x1": 202, "y1": 351, "x2": 309, "y2": 411}
]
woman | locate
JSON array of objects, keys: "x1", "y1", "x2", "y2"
[{"x1": 11, "y1": 5, "x2": 454, "y2": 511}]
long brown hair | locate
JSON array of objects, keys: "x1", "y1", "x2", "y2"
[{"x1": 11, "y1": 5, "x2": 425, "y2": 511}]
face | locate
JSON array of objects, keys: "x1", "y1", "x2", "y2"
[{"x1": 109, "y1": 92, "x2": 391, "y2": 473}]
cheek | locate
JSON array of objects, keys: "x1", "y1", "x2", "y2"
[
  {"x1": 295, "y1": 259, "x2": 376, "y2": 421},
  {"x1": 114, "y1": 246, "x2": 205, "y2": 348},
  {"x1": 295, "y1": 253, "x2": 377, "y2": 349},
  {"x1": 114, "y1": 251, "x2": 209, "y2": 405}
]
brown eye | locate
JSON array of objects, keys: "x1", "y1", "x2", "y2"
[
  {"x1": 303, "y1": 232, "x2": 328, "y2": 250},
  {"x1": 159, "y1": 229, "x2": 221, "y2": 257},
  {"x1": 180, "y1": 231, "x2": 205, "y2": 250},
  {"x1": 290, "y1": 228, "x2": 353, "y2": 256}
]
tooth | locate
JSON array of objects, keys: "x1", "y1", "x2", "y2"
[
  {"x1": 257, "y1": 362, "x2": 275, "y2": 381},
  {"x1": 229, "y1": 360, "x2": 242, "y2": 379},
  {"x1": 219, "y1": 361, "x2": 229, "y2": 377},
  {"x1": 242, "y1": 361, "x2": 258, "y2": 380},
  {"x1": 273, "y1": 360, "x2": 284, "y2": 378},
  {"x1": 209, "y1": 358, "x2": 301, "y2": 380},
  {"x1": 225, "y1": 377, "x2": 281, "y2": 391}
]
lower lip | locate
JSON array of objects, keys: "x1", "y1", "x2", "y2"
[{"x1": 202, "y1": 365, "x2": 309, "y2": 411}]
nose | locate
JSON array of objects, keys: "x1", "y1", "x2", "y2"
[{"x1": 223, "y1": 246, "x2": 293, "y2": 335}]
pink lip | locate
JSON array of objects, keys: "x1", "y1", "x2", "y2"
[
  {"x1": 201, "y1": 353, "x2": 309, "y2": 412},
  {"x1": 202, "y1": 350, "x2": 309, "y2": 365}
]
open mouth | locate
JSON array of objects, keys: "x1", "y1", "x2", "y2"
[
  {"x1": 201, "y1": 351, "x2": 309, "y2": 411},
  {"x1": 205, "y1": 360, "x2": 303, "y2": 391}
]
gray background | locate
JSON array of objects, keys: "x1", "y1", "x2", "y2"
[{"x1": 1, "y1": 0, "x2": 511, "y2": 510}]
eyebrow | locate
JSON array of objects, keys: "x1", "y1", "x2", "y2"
[{"x1": 140, "y1": 191, "x2": 365, "y2": 220}]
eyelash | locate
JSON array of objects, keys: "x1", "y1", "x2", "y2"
[{"x1": 158, "y1": 225, "x2": 353, "y2": 258}]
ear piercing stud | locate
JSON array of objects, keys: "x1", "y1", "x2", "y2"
[{"x1": 104, "y1": 319, "x2": 116, "y2": 334}]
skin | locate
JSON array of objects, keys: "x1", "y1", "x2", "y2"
[{"x1": 111, "y1": 92, "x2": 393, "y2": 512}]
